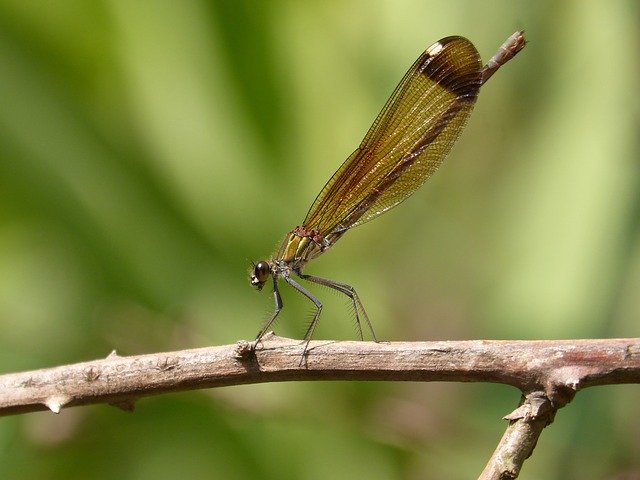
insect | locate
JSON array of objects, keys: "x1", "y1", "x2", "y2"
[{"x1": 251, "y1": 31, "x2": 526, "y2": 356}]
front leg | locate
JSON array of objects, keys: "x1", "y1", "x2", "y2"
[{"x1": 255, "y1": 275, "x2": 284, "y2": 345}]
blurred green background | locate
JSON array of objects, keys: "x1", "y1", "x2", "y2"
[{"x1": 1, "y1": 1, "x2": 639, "y2": 479}]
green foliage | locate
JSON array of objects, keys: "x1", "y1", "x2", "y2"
[{"x1": 1, "y1": 1, "x2": 638, "y2": 478}]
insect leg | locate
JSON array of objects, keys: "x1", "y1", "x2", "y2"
[
  {"x1": 282, "y1": 274, "x2": 323, "y2": 360},
  {"x1": 255, "y1": 275, "x2": 283, "y2": 346},
  {"x1": 296, "y1": 271, "x2": 378, "y2": 343}
]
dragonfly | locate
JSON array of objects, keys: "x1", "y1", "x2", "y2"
[{"x1": 250, "y1": 31, "x2": 526, "y2": 356}]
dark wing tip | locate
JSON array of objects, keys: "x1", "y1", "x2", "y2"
[{"x1": 418, "y1": 36, "x2": 482, "y2": 96}]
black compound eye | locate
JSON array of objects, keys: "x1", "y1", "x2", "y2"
[{"x1": 251, "y1": 261, "x2": 271, "y2": 287}]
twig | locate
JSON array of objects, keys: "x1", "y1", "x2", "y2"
[
  {"x1": 1, "y1": 335, "x2": 638, "y2": 417},
  {"x1": 479, "y1": 392, "x2": 555, "y2": 479},
  {"x1": 2, "y1": 335, "x2": 638, "y2": 478}
]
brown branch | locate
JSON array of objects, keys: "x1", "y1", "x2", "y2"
[
  {"x1": 2, "y1": 336, "x2": 638, "y2": 478},
  {"x1": 1, "y1": 335, "x2": 638, "y2": 418},
  {"x1": 479, "y1": 392, "x2": 555, "y2": 479}
]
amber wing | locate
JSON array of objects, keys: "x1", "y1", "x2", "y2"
[{"x1": 302, "y1": 36, "x2": 483, "y2": 236}]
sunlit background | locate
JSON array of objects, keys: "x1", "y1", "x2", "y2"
[{"x1": 1, "y1": 1, "x2": 639, "y2": 479}]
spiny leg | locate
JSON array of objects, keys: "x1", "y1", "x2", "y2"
[
  {"x1": 282, "y1": 273, "x2": 323, "y2": 360},
  {"x1": 295, "y1": 271, "x2": 378, "y2": 342},
  {"x1": 255, "y1": 275, "x2": 283, "y2": 347}
]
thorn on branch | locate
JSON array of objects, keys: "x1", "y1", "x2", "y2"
[
  {"x1": 44, "y1": 395, "x2": 72, "y2": 414},
  {"x1": 504, "y1": 392, "x2": 554, "y2": 425}
]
